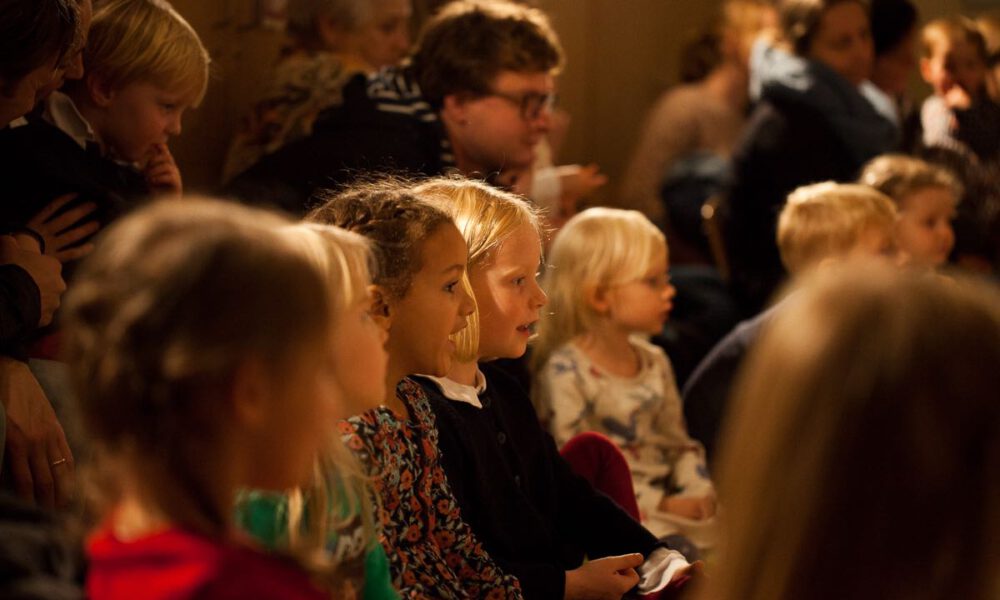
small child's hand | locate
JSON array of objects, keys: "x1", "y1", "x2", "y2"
[
  {"x1": 658, "y1": 494, "x2": 716, "y2": 520},
  {"x1": 943, "y1": 85, "x2": 973, "y2": 110},
  {"x1": 144, "y1": 143, "x2": 183, "y2": 197},
  {"x1": 558, "y1": 163, "x2": 608, "y2": 214}
]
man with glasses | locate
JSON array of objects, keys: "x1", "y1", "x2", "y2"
[{"x1": 228, "y1": 0, "x2": 563, "y2": 213}]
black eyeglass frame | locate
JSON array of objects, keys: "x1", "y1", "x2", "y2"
[{"x1": 482, "y1": 89, "x2": 557, "y2": 121}]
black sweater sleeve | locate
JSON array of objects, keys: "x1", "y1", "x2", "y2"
[{"x1": 0, "y1": 265, "x2": 40, "y2": 356}]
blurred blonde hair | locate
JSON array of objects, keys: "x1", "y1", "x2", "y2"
[
  {"x1": 63, "y1": 197, "x2": 332, "y2": 535},
  {"x1": 706, "y1": 264, "x2": 1000, "y2": 600},
  {"x1": 859, "y1": 154, "x2": 963, "y2": 205},
  {"x1": 277, "y1": 223, "x2": 379, "y2": 591},
  {"x1": 413, "y1": 177, "x2": 541, "y2": 363},
  {"x1": 84, "y1": 0, "x2": 209, "y2": 106},
  {"x1": 532, "y1": 207, "x2": 666, "y2": 373},
  {"x1": 777, "y1": 182, "x2": 897, "y2": 274},
  {"x1": 921, "y1": 16, "x2": 988, "y2": 61}
]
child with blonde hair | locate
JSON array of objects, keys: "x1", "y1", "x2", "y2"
[
  {"x1": 533, "y1": 207, "x2": 715, "y2": 549},
  {"x1": 62, "y1": 198, "x2": 345, "y2": 599},
  {"x1": 705, "y1": 264, "x2": 1000, "y2": 600},
  {"x1": 308, "y1": 181, "x2": 523, "y2": 599},
  {"x1": 0, "y1": 0, "x2": 210, "y2": 255},
  {"x1": 415, "y1": 179, "x2": 695, "y2": 599},
  {"x1": 236, "y1": 223, "x2": 398, "y2": 600},
  {"x1": 684, "y1": 181, "x2": 898, "y2": 464},
  {"x1": 859, "y1": 153, "x2": 962, "y2": 268}
]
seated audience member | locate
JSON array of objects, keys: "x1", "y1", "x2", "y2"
[
  {"x1": 533, "y1": 207, "x2": 717, "y2": 551},
  {"x1": 228, "y1": 0, "x2": 563, "y2": 214},
  {"x1": 235, "y1": 223, "x2": 399, "y2": 600},
  {"x1": 919, "y1": 17, "x2": 1000, "y2": 163},
  {"x1": 414, "y1": 179, "x2": 696, "y2": 599},
  {"x1": 684, "y1": 182, "x2": 897, "y2": 464},
  {"x1": 620, "y1": 0, "x2": 774, "y2": 232},
  {"x1": 703, "y1": 264, "x2": 1000, "y2": 600},
  {"x1": 915, "y1": 146, "x2": 1000, "y2": 274},
  {"x1": 64, "y1": 198, "x2": 345, "y2": 600},
  {"x1": 859, "y1": 154, "x2": 961, "y2": 268},
  {"x1": 0, "y1": 0, "x2": 82, "y2": 510},
  {"x1": 309, "y1": 185, "x2": 524, "y2": 599},
  {"x1": 222, "y1": 0, "x2": 412, "y2": 182},
  {"x1": 725, "y1": 0, "x2": 896, "y2": 315},
  {"x1": 0, "y1": 0, "x2": 210, "y2": 246}
]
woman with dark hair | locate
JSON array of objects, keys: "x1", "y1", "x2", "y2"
[{"x1": 724, "y1": 0, "x2": 897, "y2": 315}]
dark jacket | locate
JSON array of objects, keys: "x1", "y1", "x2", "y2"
[
  {"x1": 226, "y1": 66, "x2": 454, "y2": 215},
  {"x1": 682, "y1": 304, "x2": 779, "y2": 464},
  {"x1": 725, "y1": 44, "x2": 897, "y2": 315},
  {"x1": 0, "y1": 118, "x2": 149, "y2": 237},
  {"x1": 0, "y1": 266, "x2": 39, "y2": 355},
  {"x1": 416, "y1": 363, "x2": 660, "y2": 600}
]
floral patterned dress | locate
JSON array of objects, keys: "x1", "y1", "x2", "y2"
[{"x1": 340, "y1": 378, "x2": 523, "y2": 599}]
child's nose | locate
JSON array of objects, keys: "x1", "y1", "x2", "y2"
[
  {"x1": 166, "y1": 114, "x2": 182, "y2": 136},
  {"x1": 531, "y1": 279, "x2": 548, "y2": 308},
  {"x1": 459, "y1": 285, "x2": 476, "y2": 316}
]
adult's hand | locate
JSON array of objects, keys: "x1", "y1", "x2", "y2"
[
  {"x1": 25, "y1": 194, "x2": 99, "y2": 263},
  {"x1": 0, "y1": 356, "x2": 75, "y2": 509},
  {"x1": 0, "y1": 236, "x2": 65, "y2": 327}
]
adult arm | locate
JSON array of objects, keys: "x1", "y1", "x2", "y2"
[
  {"x1": 0, "y1": 235, "x2": 65, "y2": 348},
  {"x1": 0, "y1": 356, "x2": 75, "y2": 509}
]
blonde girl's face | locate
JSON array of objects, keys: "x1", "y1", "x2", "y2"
[
  {"x1": 252, "y1": 337, "x2": 342, "y2": 490},
  {"x1": 387, "y1": 224, "x2": 475, "y2": 377},
  {"x1": 606, "y1": 246, "x2": 676, "y2": 335},
  {"x1": 330, "y1": 293, "x2": 389, "y2": 416},
  {"x1": 896, "y1": 186, "x2": 958, "y2": 267},
  {"x1": 470, "y1": 223, "x2": 547, "y2": 360}
]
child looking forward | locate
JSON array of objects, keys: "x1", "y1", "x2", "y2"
[
  {"x1": 859, "y1": 153, "x2": 961, "y2": 268},
  {"x1": 63, "y1": 198, "x2": 345, "y2": 600},
  {"x1": 534, "y1": 208, "x2": 715, "y2": 547},
  {"x1": 415, "y1": 179, "x2": 695, "y2": 600},
  {"x1": 308, "y1": 183, "x2": 522, "y2": 599}
]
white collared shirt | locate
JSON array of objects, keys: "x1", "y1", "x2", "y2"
[
  {"x1": 420, "y1": 369, "x2": 488, "y2": 409},
  {"x1": 43, "y1": 91, "x2": 99, "y2": 151}
]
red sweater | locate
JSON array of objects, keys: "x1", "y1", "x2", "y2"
[{"x1": 87, "y1": 526, "x2": 328, "y2": 600}]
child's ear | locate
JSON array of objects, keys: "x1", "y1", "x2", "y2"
[
  {"x1": 583, "y1": 284, "x2": 611, "y2": 314},
  {"x1": 919, "y1": 57, "x2": 934, "y2": 85},
  {"x1": 369, "y1": 285, "x2": 393, "y2": 331},
  {"x1": 86, "y1": 73, "x2": 116, "y2": 108},
  {"x1": 441, "y1": 92, "x2": 474, "y2": 126}
]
